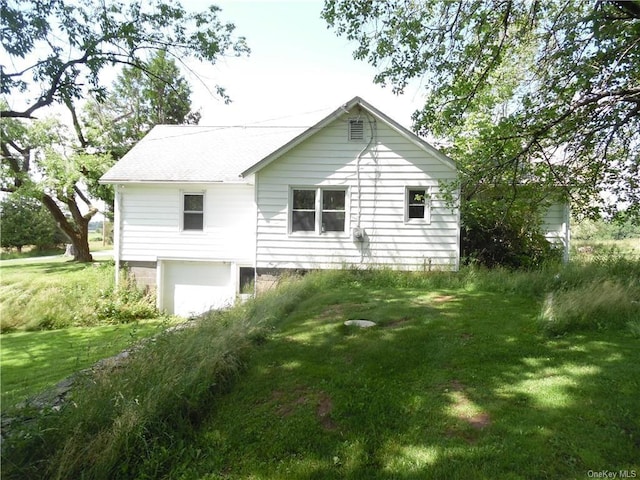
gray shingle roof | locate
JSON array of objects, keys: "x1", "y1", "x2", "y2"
[
  {"x1": 100, "y1": 97, "x2": 455, "y2": 184},
  {"x1": 100, "y1": 124, "x2": 308, "y2": 183}
]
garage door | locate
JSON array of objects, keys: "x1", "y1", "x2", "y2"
[{"x1": 162, "y1": 261, "x2": 234, "y2": 317}]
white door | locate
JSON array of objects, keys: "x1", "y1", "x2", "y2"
[{"x1": 162, "y1": 261, "x2": 234, "y2": 317}]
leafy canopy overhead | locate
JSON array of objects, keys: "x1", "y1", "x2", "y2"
[
  {"x1": 1, "y1": 0, "x2": 249, "y2": 119},
  {"x1": 323, "y1": 0, "x2": 640, "y2": 221}
]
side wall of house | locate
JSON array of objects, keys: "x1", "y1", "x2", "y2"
[
  {"x1": 542, "y1": 201, "x2": 571, "y2": 262},
  {"x1": 115, "y1": 182, "x2": 256, "y2": 286},
  {"x1": 255, "y1": 112, "x2": 460, "y2": 271}
]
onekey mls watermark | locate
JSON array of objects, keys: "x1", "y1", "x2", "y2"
[{"x1": 587, "y1": 471, "x2": 637, "y2": 478}]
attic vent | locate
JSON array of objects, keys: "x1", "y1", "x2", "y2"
[{"x1": 348, "y1": 119, "x2": 364, "y2": 141}]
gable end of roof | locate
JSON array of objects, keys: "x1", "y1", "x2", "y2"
[{"x1": 241, "y1": 96, "x2": 456, "y2": 177}]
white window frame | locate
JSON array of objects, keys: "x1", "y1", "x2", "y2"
[
  {"x1": 404, "y1": 187, "x2": 431, "y2": 224},
  {"x1": 289, "y1": 186, "x2": 349, "y2": 236},
  {"x1": 182, "y1": 191, "x2": 205, "y2": 232}
]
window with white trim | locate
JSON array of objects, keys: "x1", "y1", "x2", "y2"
[
  {"x1": 291, "y1": 187, "x2": 347, "y2": 234},
  {"x1": 183, "y1": 193, "x2": 204, "y2": 230},
  {"x1": 405, "y1": 188, "x2": 430, "y2": 223}
]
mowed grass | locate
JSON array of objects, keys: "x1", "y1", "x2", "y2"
[
  {"x1": 3, "y1": 265, "x2": 638, "y2": 480},
  {"x1": 174, "y1": 276, "x2": 639, "y2": 479},
  {"x1": 1, "y1": 321, "x2": 170, "y2": 407}
]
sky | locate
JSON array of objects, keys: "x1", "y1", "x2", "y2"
[{"x1": 182, "y1": 0, "x2": 426, "y2": 129}]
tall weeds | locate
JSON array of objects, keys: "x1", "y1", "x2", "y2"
[
  {"x1": 0, "y1": 261, "x2": 158, "y2": 332},
  {"x1": 1, "y1": 273, "x2": 316, "y2": 480},
  {"x1": 538, "y1": 255, "x2": 640, "y2": 335}
]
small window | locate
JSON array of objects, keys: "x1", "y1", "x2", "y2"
[
  {"x1": 348, "y1": 119, "x2": 364, "y2": 141},
  {"x1": 292, "y1": 189, "x2": 316, "y2": 232},
  {"x1": 183, "y1": 193, "x2": 204, "y2": 230},
  {"x1": 406, "y1": 188, "x2": 430, "y2": 222}
]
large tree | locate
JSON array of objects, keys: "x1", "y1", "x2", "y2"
[
  {"x1": 1, "y1": 113, "x2": 111, "y2": 261},
  {"x1": 323, "y1": 0, "x2": 640, "y2": 222},
  {"x1": 84, "y1": 49, "x2": 200, "y2": 163},
  {"x1": 1, "y1": 0, "x2": 248, "y2": 122},
  {"x1": 1, "y1": 0, "x2": 249, "y2": 261}
]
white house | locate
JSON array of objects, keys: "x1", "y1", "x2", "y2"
[
  {"x1": 100, "y1": 97, "x2": 460, "y2": 315},
  {"x1": 100, "y1": 96, "x2": 567, "y2": 317}
]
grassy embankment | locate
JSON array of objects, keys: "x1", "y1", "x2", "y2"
[{"x1": 2, "y1": 251, "x2": 639, "y2": 479}]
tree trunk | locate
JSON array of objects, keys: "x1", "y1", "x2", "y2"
[
  {"x1": 41, "y1": 194, "x2": 94, "y2": 262},
  {"x1": 72, "y1": 233, "x2": 93, "y2": 262}
]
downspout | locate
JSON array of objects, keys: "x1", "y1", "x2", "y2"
[
  {"x1": 355, "y1": 114, "x2": 376, "y2": 229},
  {"x1": 114, "y1": 185, "x2": 122, "y2": 287},
  {"x1": 252, "y1": 173, "x2": 259, "y2": 298}
]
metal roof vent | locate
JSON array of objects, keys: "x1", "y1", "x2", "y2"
[{"x1": 348, "y1": 119, "x2": 364, "y2": 141}]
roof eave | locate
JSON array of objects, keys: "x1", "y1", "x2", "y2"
[{"x1": 99, "y1": 178, "x2": 246, "y2": 185}]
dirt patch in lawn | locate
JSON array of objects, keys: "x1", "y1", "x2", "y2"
[
  {"x1": 433, "y1": 295, "x2": 456, "y2": 303},
  {"x1": 271, "y1": 388, "x2": 338, "y2": 431},
  {"x1": 316, "y1": 391, "x2": 338, "y2": 431},
  {"x1": 447, "y1": 380, "x2": 491, "y2": 431},
  {"x1": 384, "y1": 317, "x2": 411, "y2": 329}
]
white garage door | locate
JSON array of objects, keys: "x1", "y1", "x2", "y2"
[{"x1": 162, "y1": 261, "x2": 234, "y2": 317}]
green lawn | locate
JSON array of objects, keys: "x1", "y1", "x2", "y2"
[
  {"x1": 2, "y1": 266, "x2": 638, "y2": 479},
  {"x1": 1, "y1": 321, "x2": 170, "y2": 407},
  {"x1": 173, "y1": 281, "x2": 639, "y2": 479}
]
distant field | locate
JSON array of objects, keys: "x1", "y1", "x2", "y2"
[{"x1": 572, "y1": 237, "x2": 640, "y2": 259}]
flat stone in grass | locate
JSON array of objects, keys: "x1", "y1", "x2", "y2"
[{"x1": 344, "y1": 320, "x2": 376, "y2": 328}]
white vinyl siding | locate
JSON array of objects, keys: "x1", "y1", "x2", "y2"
[
  {"x1": 543, "y1": 202, "x2": 571, "y2": 262},
  {"x1": 255, "y1": 114, "x2": 459, "y2": 271},
  {"x1": 116, "y1": 183, "x2": 255, "y2": 264}
]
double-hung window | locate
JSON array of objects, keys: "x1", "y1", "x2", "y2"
[
  {"x1": 405, "y1": 187, "x2": 430, "y2": 223},
  {"x1": 183, "y1": 193, "x2": 204, "y2": 231},
  {"x1": 291, "y1": 189, "x2": 316, "y2": 232},
  {"x1": 291, "y1": 187, "x2": 347, "y2": 234}
]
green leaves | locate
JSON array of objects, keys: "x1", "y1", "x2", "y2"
[
  {"x1": 323, "y1": 0, "x2": 640, "y2": 222},
  {"x1": 1, "y1": 0, "x2": 249, "y2": 119}
]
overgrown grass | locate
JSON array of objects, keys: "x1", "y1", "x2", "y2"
[
  {"x1": 1, "y1": 277, "x2": 313, "y2": 480},
  {"x1": 538, "y1": 255, "x2": 640, "y2": 335},
  {"x1": 2, "y1": 261, "x2": 639, "y2": 479},
  {"x1": 0, "y1": 259, "x2": 157, "y2": 332}
]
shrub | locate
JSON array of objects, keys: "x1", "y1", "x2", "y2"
[
  {"x1": 0, "y1": 194, "x2": 60, "y2": 252},
  {"x1": 95, "y1": 274, "x2": 158, "y2": 323},
  {"x1": 461, "y1": 198, "x2": 563, "y2": 269}
]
